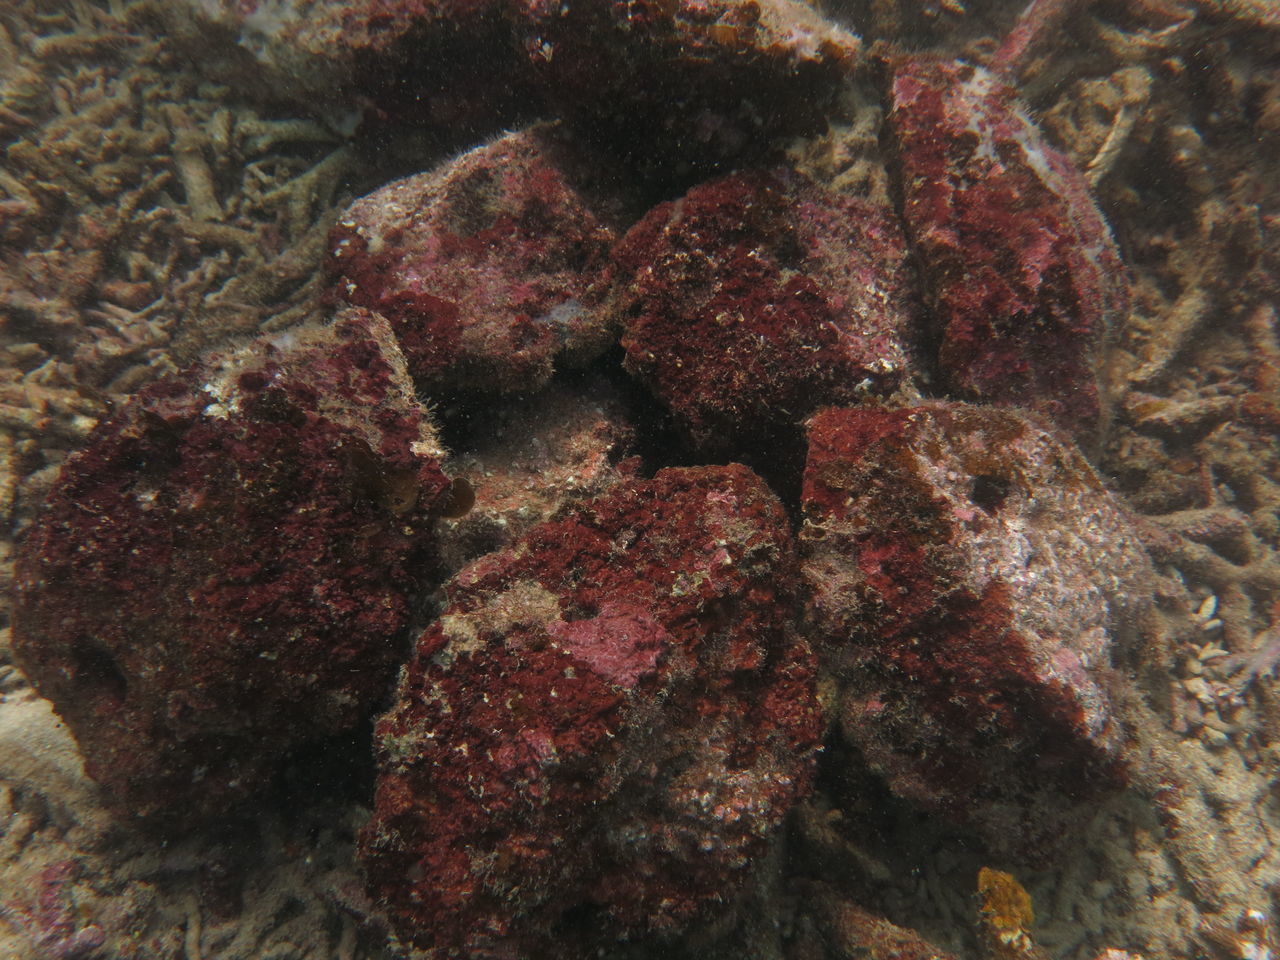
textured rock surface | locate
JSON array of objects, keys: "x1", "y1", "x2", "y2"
[
  {"x1": 886, "y1": 56, "x2": 1130, "y2": 445},
  {"x1": 2, "y1": 1, "x2": 1278, "y2": 957},
  {"x1": 514, "y1": 0, "x2": 860, "y2": 174},
  {"x1": 159, "y1": 0, "x2": 519, "y2": 118},
  {"x1": 11, "y1": 309, "x2": 451, "y2": 821},
  {"x1": 327, "y1": 126, "x2": 618, "y2": 394},
  {"x1": 434, "y1": 380, "x2": 639, "y2": 573},
  {"x1": 800, "y1": 403, "x2": 1154, "y2": 857},
  {"x1": 361, "y1": 464, "x2": 820, "y2": 956},
  {"x1": 802, "y1": 882, "x2": 962, "y2": 960},
  {"x1": 613, "y1": 168, "x2": 918, "y2": 449}
]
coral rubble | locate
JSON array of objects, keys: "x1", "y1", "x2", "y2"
[
  {"x1": 513, "y1": 0, "x2": 860, "y2": 175},
  {"x1": 361, "y1": 465, "x2": 820, "y2": 957},
  {"x1": 11, "y1": 309, "x2": 450, "y2": 821},
  {"x1": 433, "y1": 379, "x2": 639, "y2": 573},
  {"x1": 0, "y1": 0, "x2": 361, "y2": 542},
  {"x1": 802, "y1": 880, "x2": 962, "y2": 960},
  {"x1": 976, "y1": 867, "x2": 1050, "y2": 960},
  {"x1": 154, "y1": 0, "x2": 520, "y2": 121}
]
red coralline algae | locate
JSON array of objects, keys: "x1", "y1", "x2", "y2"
[
  {"x1": 360, "y1": 464, "x2": 821, "y2": 957},
  {"x1": 885, "y1": 56, "x2": 1130, "y2": 446},
  {"x1": 327, "y1": 126, "x2": 618, "y2": 394},
  {"x1": 612, "y1": 168, "x2": 919, "y2": 449},
  {"x1": 800, "y1": 403, "x2": 1154, "y2": 858},
  {"x1": 513, "y1": 0, "x2": 860, "y2": 173},
  {"x1": 11, "y1": 309, "x2": 451, "y2": 822},
  {"x1": 2, "y1": 862, "x2": 106, "y2": 960}
]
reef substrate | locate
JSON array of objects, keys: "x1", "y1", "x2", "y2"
[{"x1": 2, "y1": 1, "x2": 1280, "y2": 959}]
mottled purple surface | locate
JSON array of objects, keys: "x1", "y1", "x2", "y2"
[
  {"x1": 328, "y1": 126, "x2": 617, "y2": 393},
  {"x1": 613, "y1": 167, "x2": 918, "y2": 449}
]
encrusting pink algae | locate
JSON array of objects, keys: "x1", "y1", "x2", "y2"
[{"x1": 3, "y1": 0, "x2": 1278, "y2": 957}]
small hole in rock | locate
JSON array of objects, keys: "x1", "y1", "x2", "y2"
[
  {"x1": 970, "y1": 474, "x2": 1011, "y2": 514},
  {"x1": 70, "y1": 639, "x2": 128, "y2": 704}
]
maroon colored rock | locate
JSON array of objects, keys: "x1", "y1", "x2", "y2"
[
  {"x1": 886, "y1": 56, "x2": 1130, "y2": 445},
  {"x1": 434, "y1": 379, "x2": 639, "y2": 573},
  {"x1": 799, "y1": 403, "x2": 1153, "y2": 858},
  {"x1": 12, "y1": 309, "x2": 452, "y2": 822},
  {"x1": 361, "y1": 464, "x2": 821, "y2": 957},
  {"x1": 513, "y1": 0, "x2": 860, "y2": 174},
  {"x1": 328, "y1": 126, "x2": 619, "y2": 394},
  {"x1": 613, "y1": 168, "x2": 919, "y2": 449}
]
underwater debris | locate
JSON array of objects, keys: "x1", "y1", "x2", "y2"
[
  {"x1": 1199, "y1": 909, "x2": 1276, "y2": 960},
  {"x1": 1041, "y1": 65, "x2": 1154, "y2": 188},
  {"x1": 153, "y1": 0, "x2": 520, "y2": 121},
  {"x1": 0, "y1": 863, "x2": 104, "y2": 960},
  {"x1": 1124, "y1": 202, "x2": 1263, "y2": 387},
  {"x1": 433, "y1": 379, "x2": 639, "y2": 574},
  {"x1": 976, "y1": 867, "x2": 1050, "y2": 960},
  {"x1": 361, "y1": 465, "x2": 820, "y2": 957},
  {"x1": 513, "y1": 0, "x2": 860, "y2": 175},
  {"x1": 803, "y1": 879, "x2": 960, "y2": 960},
  {"x1": 1222, "y1": 621, "x2": 1280, "y2": 693},
  {"x1": 0, "y1": 861, "x2": 104, "y2": 960}
]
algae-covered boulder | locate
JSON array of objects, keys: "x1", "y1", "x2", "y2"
[
  {"x1": 13, "y1": 309, "x2": 451, "y2": 822},
  {"x1": 362, "y1": 464, "x2": 821, "y2": 957},
  {"x1": 800, "y1": 402, "x2": 1154, "y2": 858}
]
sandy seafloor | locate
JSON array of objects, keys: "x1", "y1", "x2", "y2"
[{"x1": 1, "y1": 0, "x2": 1279, "y2": 958}]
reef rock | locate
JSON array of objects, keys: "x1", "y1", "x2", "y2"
[
  {"x1": 328, "y1": 126, "x2": 618, "y2": 394},
  {"x1": 613, "y1": 168, "x2": 918, "y2": 450},
  {"x1": 159, "y1": 0, "x2": 520, "y2": 122},
  {"x1": 802, "y1": 882, "x2": 962, "y2": 960},
  {"x1": 513, "y1": 0, "x2": 860, "y2": 174},
  {"x1": 361, "y1": 464, "x2": 821, "y2": 957},
  {"x1": 12, "y1": 309, "x2": 451, "y2": 822},
  {"x1": 434, "y1": 379, "x2": 639, "y2": 573},
  {"x1": 800, "y1": 403, "x2": 1153, "y2": 858},
  {"x1": 886, "y1": 57, "x2": 1130, "y2": 445}
]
